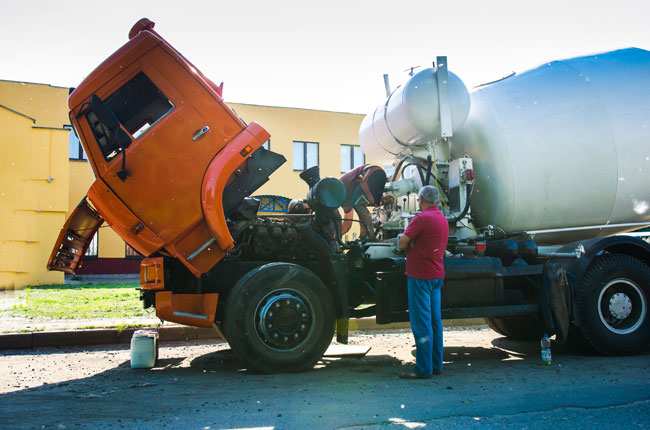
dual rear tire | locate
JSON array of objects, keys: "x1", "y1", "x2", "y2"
[
  {"x1": 488, "y1": 255, "x2": 650, "y2": 355},
  {"x1": 573, "y1": 255, "x2": 650, "y2": 355}
]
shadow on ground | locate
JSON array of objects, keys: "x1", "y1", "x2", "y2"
[{"x1": 3, "y1": 336, "x2": 642, "y2": 429}]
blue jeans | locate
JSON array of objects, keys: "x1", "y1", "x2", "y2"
[{"x1": 407, "y1": 277, "x2": 444, "y2": 375}]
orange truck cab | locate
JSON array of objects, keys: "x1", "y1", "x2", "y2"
[{"x1": 48, "y1": 18, "x2": 284, "y2": 325}]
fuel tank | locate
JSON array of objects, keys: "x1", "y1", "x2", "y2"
[{"x1": 452, "y1": 48, "x2": 650, "y2": 244}]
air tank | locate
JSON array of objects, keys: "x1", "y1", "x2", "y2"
[{"x1": 361, "y1": 48, "x2": 650, "y2": 244}]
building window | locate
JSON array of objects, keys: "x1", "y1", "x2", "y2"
[
  {"x1": 125, "y1": 243, "x2": 141, "y2": 258},
  {"x1": 85, "y1": 233, "x2": 98, "y2": 258},
  {"x1": 66, "y1": 125, "x2": 87, "y2": 161},
  {"x1": 340, "y1": 144, "x2": 365, "y2": 173},
  {"x1": 292, "y1": 141, "x2": 318, "y2": 171},
  {"x1": 263, "y1": 139, "x2": 270, "y2": 150}
]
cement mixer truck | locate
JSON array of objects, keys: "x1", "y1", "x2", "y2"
[{"x1": 48, "y1": 19, "x2": 650, "y2": 373}]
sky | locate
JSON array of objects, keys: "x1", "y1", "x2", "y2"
[{"x1": 2, "y1": 0, "x2": 650, "y2": 114}]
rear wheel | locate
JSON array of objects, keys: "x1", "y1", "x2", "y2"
[
  {"x1": 486, "y1": 316, "x2": 547, "y2": 341},
  {"x1": 223, "y1": 263, "x2": 335, "y2": 373},
  {"x1": 574, "y1": 255, "x2": 650, "y2": 355}
]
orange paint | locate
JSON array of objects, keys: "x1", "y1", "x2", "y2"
[
  {"x1": 47, "y1": 198, "x2": 103, "y2": 273},
  {"x1": 155, "y1": 291, "x2": 219, "y2": 328},
  {"x1": 139, "y1": 257, "x2": 164, "y2": 290}
]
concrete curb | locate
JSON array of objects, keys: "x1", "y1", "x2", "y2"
[
  {"x1": 0, "y1": 318, "x2": 485, "y2": 351},
  {"x1": 0, "y1": 326, "x2": 221, "y2": 351}
]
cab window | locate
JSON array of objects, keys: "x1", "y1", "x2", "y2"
[{"x1": 105, "y1": 72, "x2": 174, "y2": 140}]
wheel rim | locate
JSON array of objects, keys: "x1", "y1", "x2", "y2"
[
  {"x1": 597, "y1": 278, "x2": 647, "y2": 335},
  {"x1": 255, "y1": 288, "x2": 314, "y2": 351}
]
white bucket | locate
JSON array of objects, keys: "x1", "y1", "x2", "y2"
[{"x1": 130, "y1": 330, "x2": 159, "y2": 369}]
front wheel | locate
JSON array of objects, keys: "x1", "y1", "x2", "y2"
[
  {"x1": 223, "y1": 263, "x2": 335, "y2": 373},
  {"x1": 574, "y1": 255, "x2": 650, "y2": 355}
]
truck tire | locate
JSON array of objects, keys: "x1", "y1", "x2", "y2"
[
  {"x1": 574, "y1": 254, "x2": 650, "y2": 355},
  {"x1": 486, "y1": 316, "x2": 546, "y2": 341},
  {"x1": 223, "y1": 263, "x2": 335, "y2": 373}
]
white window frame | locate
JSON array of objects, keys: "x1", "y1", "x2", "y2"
[
  {"x1": 293, "y1": 141, "x2": 319, "y2": 171},
  {"x1": 66, "y1": 125, "x2": 87, "y2": 161},
  {"x1": 125, "y1": 243, "x2": 141, "y2": 258},
  {"x1": 340, "y1": 144, "x2": 365, "y2": 173},
  {"x1": 85, "y1": 232, "x2": 98, "y2": 258}
]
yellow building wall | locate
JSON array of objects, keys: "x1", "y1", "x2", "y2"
[
  {"x1": 230, "y1": 103, "x2": 367, "y2": 199},
  {"x1": 0, "y1": 80, "x2": 71, "y2": 289},
  {"x1": 0, "y1": 80, "x2": 70, "y2": 128},
  {"x1": 0, "y1": 107, "x2": 68, "y2": 289}
]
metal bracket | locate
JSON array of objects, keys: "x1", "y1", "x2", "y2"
[
  {"x1": 436, "y1": 56, "x2": 453, "y2": 138},
  {"x1": 383, "y1": 74, "x2": 391, "y2": 98}
]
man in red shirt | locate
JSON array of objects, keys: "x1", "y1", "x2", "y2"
[{"x1": 398, "y1": 185, "x2": 449, "y2": 378}]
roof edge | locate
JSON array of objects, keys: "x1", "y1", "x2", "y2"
[
  {"x1": 0, "y1": 104, "x2": 36, "y2": 123},
  {"x1": 228, "y1": 101, "x2": 365, "y2": 116},
  {"x1": 0, "y1": 78, "x2": 72, "y2": 90}
]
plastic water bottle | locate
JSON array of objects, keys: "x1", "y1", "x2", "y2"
[{"x1": 541, "y1": 333, "x2": 552, "y2": 366}]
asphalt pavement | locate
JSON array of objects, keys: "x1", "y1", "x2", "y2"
[{"x1": 2, "y1": 329, "x2": 649, "y2": 429}]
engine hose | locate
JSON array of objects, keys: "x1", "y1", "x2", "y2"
[
  {"x1": 404, "y1": 163, "x2": 426, "y2": 188},
  {"x1": 297, "y1": 222, "x2": 332, "y2": 258},
  {"x1": 391, "y1": 158, "x2": 407, "y2": 182},
  {"x1": 436, "y1": 178, "x2": 449, "y2": 199},
  {"x1": 330, "y1": 210, "x2": 343, "y2": 243},
  {"x1": 425, "y1": 155, "x2": 433, "y2": 185},
  {"x1": 345, "y1": 218, "x2": 375, "y2": 240},
  {"x1": 447, "y1": 183, "x2": 473, "y2": 224}
]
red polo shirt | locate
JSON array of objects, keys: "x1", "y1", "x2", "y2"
[{"x1": 403, "y1": 206, "x2": 449, "y2": 279}]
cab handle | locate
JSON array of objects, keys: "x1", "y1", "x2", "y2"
[{"x1": 193, "y1": 126, "x2": 210, "y2": 141}]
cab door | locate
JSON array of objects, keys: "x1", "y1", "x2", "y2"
[{"x1": 78, "y1": 49, "x2": 246, "y2": 247}]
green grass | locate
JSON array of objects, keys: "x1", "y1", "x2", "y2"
[{"x1": 2, "y1": 283, "x2": 153, "y2": 320}]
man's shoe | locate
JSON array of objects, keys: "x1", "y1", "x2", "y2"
[
  {"x1": 433, "y1": 369, "x2": 442, "y2": 375},
  {"x1": 399, "y1": 371, "x2": 432, "y2": 379}
]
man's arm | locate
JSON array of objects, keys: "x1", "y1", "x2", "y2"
[
  {"x1": 398, "y1": 233, "x2": 415, "y2": 251},
  {"x1": 400, "y1": 214, "x2": 420, "y2": 251}
]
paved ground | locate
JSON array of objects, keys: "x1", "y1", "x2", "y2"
[{"x1": 2, "y1": 328, "x2": 649, "y2": 429}]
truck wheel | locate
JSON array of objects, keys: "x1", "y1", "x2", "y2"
[
  {"x1": 223, "y1": 263, "x2": 335, "y2": 373},
  {"x1": 213, "y1": 323, "x2": 228, "y2": 343},
  {"x1": 574, "y1": 255, "x2": 650, "y2": 355},
  {"x1": 486, "y1": 316, "x2": 546, "y2": 341}
]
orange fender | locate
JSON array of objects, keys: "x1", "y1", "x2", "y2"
[{"x1": 201, "y1": 122, "x2": 270, "y2": 252}]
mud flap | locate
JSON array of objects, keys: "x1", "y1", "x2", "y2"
[
  {"x1": 47, "y1": 197, "x2": 104, "y2": 274},
  {"x1": 540, "y1": 262, "x2": 571, "y2": 341}
]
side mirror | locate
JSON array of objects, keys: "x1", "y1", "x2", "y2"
[{"x1": 89, "y1": 95, "x2": 131, "y2": 150}]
